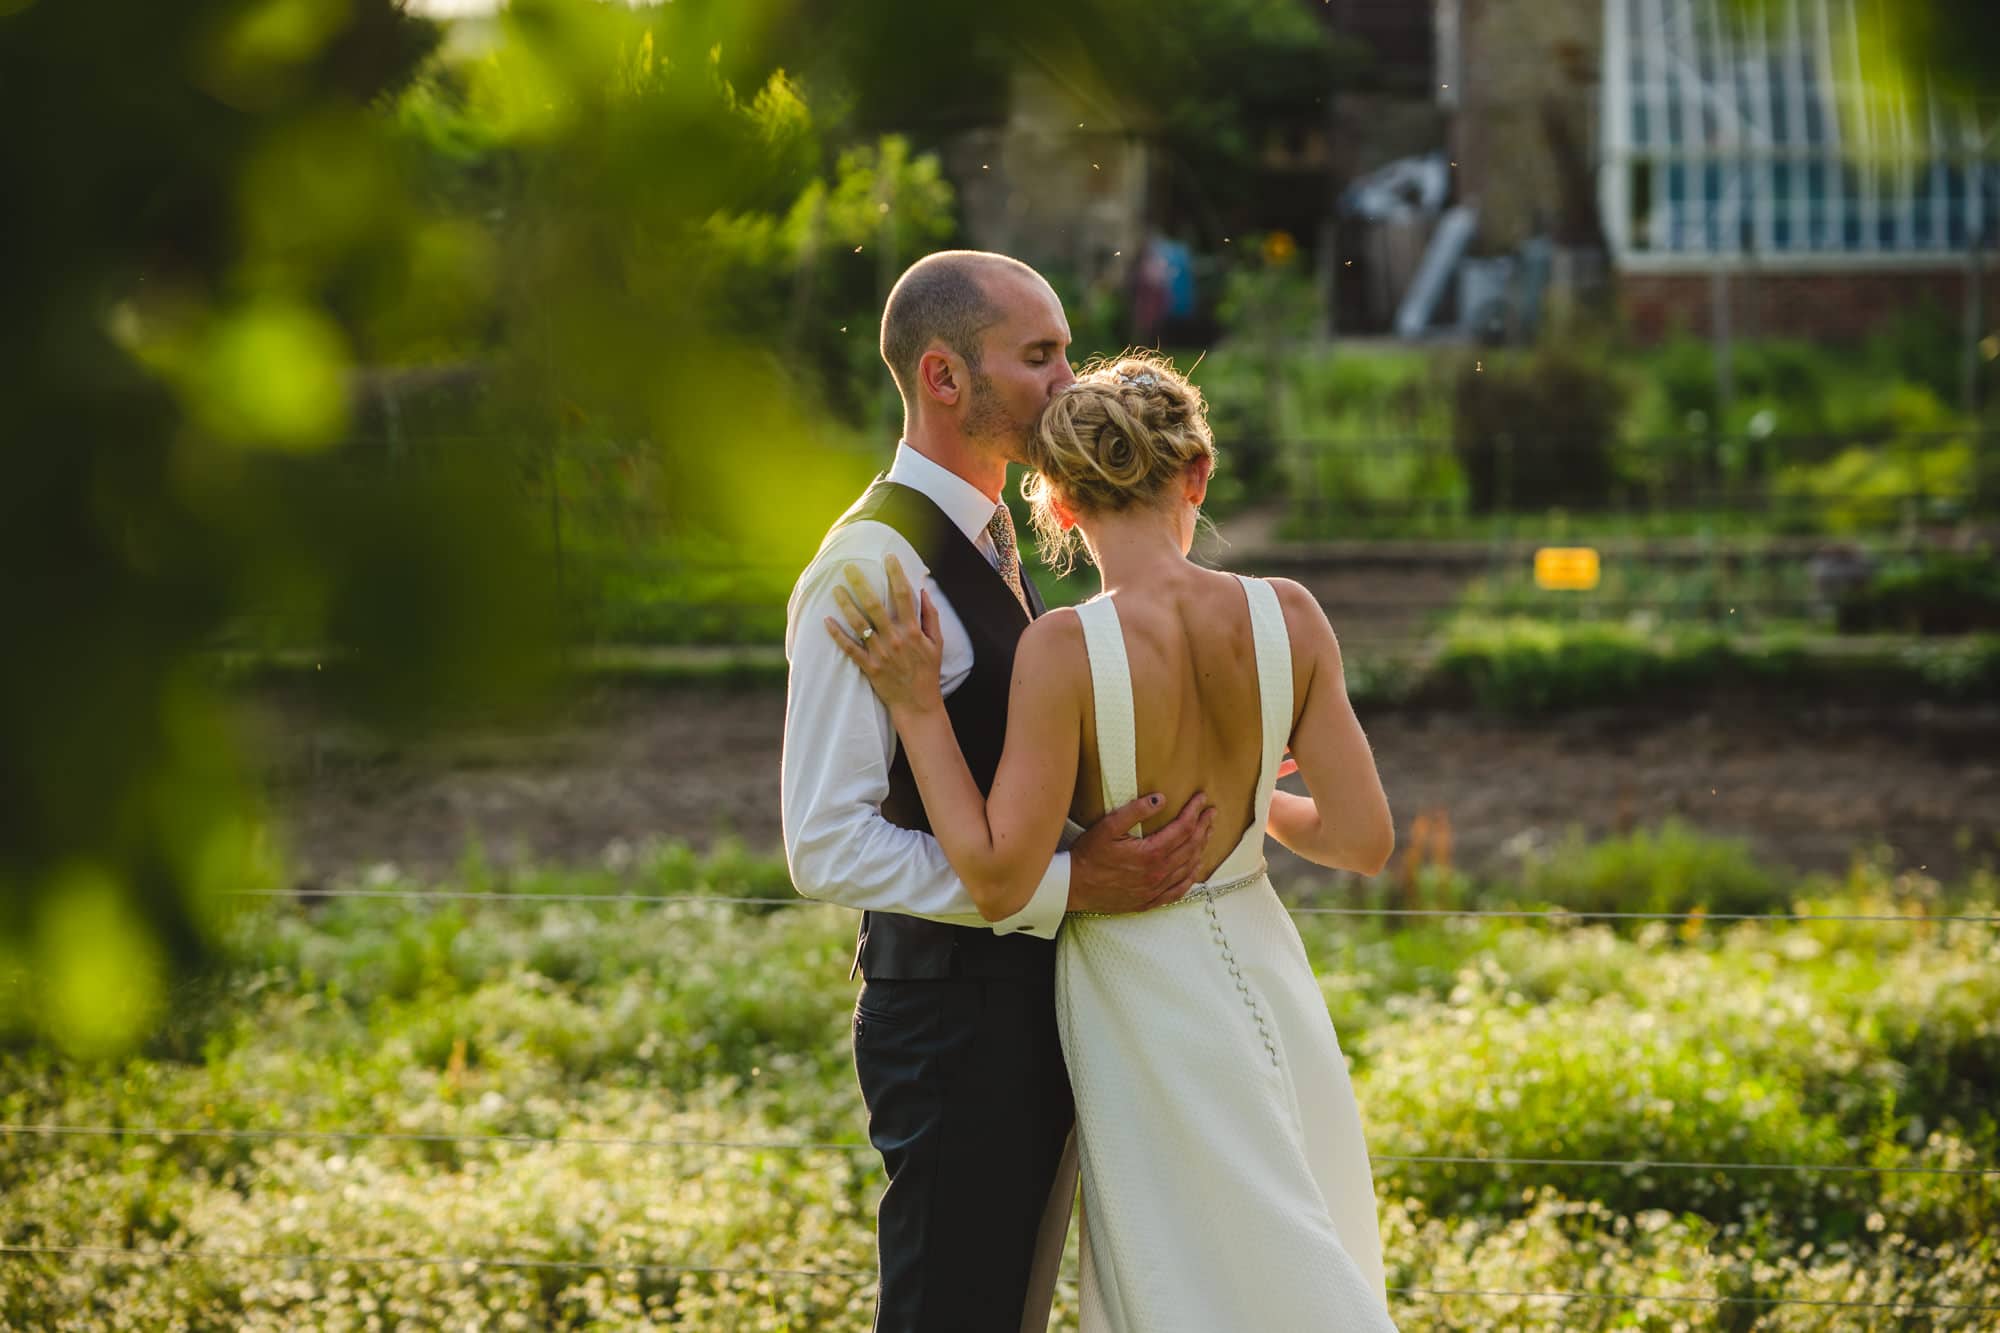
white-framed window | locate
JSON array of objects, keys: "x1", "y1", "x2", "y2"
[{"x1": 1601, "y1": 0, "x2": 2000, "y2": 266}]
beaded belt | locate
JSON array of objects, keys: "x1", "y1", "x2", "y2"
[{"x1": 1065, "y1": 861, "x2": 1269, "y2": 921}]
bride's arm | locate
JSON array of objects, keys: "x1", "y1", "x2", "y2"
[
  {"x1": 828, "y1": 558, "x2": 1084, "y2": 921},
  {"x1": 884, "y1": 617, "x2": 1085, "y2": 920},
  {"x1": 1264, "y1": 578, "x2": 1395, "y2": 876}
]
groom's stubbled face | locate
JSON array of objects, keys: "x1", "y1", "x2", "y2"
[{"x1": 962, "y1": 269, "x2": 1074, "y2": 464}]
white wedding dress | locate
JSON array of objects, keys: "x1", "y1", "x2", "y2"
[{"x1": 1055, "y1": 575, "x2": 1399, "y2": 1332}]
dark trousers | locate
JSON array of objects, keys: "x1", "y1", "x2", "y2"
[{"x1": 853, "y1": 975, "x2": 1075, "y2": 1333}]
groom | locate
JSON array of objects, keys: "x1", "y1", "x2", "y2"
[{"x1": 782, "y1": 250, "x2": 1218, "y2": 1332}]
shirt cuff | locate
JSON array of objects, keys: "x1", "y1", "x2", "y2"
[{"x1": 991, "y1": 852, "x2": 1070, "y2": 939}]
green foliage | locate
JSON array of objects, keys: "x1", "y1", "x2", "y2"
[
  {"x1": 3, "y1": 843, "x2": 1996, "y2": 1326},
  {"x1": 1516, "y1": 819, "x2": 1784, "y2": 918},
  {"x1": 1773, "y1": 439, "x2": 1978, "y2": 533},
  {"x1": 702, "y1": 133, "x2": 959, "y2": 421},
  {"x1": 0, "y1": 0, "x2": 577, "y2": 1059},
  {"x1": 1862, "y1": 299, "x2": 1998, "y2": 414},
  {"x1": 1215, "y1": 249, "x2": 1322, "y2": 348},
  {"x1": 1625, "y1": 332, "x2": 1967, "y2": 444},
  {"x1": 379, "y1": 5, "x2": 970, "y2": 598},
  {"x1": 1837, "y1": 547, "x2": 2000, "y2": 634},
  {"x1": 1249, "y1": 321, "x2": 1994, "y2": 539},
  {"x1": 1433, "y1": 617, "x2": 1708, "y2": 713},
  {"x1": 1195, "y1": 344, "x2": 1464, "y2": 516},
  {"x1": 1427, "y1": 616, "x2": 2000, "y2": 715},
  {"x1": 3, "y1": 0, "x2": 1008, "y2": 1053},
  {"x1": 1453, "y1": 547, "x2": 1821, "y2": 638},
  {"x1": 1454, "y1": 345, "x2": 1632, "y2": 514}
]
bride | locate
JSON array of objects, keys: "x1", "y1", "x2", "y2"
[{"x1": 825, "y1": 352, "x2": 1400, "y2": 1331}]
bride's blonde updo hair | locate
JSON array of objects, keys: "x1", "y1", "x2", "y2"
[{"x1": 1021, "y1": 351, "x2": 1216, "y2": 574}]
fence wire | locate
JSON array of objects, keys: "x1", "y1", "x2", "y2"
[
  {"x1": 1, "y1": 1243, "x2": 1995, "y2": 1316},
  {"x1": 223, "y1": 886, "x2": 2000, "y2": 928},
  {"x1": 3, "y1": 1121, "x2": 1995, "y2": 1179}
]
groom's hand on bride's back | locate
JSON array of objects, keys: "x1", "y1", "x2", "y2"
[{"x1": 1067, "y1": 792, "x2": 1216, "y2": 914}]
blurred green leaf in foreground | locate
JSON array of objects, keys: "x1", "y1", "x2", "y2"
[{"x1": 0, "y1": 0, "x2": 910, "y2": 1056}]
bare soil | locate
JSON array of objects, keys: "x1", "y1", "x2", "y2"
[{"x1": 246, "y1": 682, "x2": 2000, "y2": 895}]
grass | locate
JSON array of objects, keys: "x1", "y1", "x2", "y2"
[{"x1": 2, "y1": 833, "x2": 1996, "y2": 1328}]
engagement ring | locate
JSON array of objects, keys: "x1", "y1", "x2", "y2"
[{"x1": 859, "y1": 627, "x2": 876, "y2": 642}]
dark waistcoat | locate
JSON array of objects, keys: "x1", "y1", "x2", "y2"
[{"x1": 831, "y1": 479, "x2": 1057, "y2": 980}]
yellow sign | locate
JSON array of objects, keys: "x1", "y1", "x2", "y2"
[{"x1": 1534, "y1": 546, "x2": 1601, "y2": 590}]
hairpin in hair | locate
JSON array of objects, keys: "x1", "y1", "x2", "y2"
[{"x1": 1118, "y1": 368, "x2": 1163, "y2": 388}]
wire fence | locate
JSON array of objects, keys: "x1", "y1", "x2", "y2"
[
  {"x1": 229, "y1": 883, "x2": 2000, "y2": 927},
  {"x1": 6, "y1": 883, "x2": 1996, "y2": 1319},
  {"x1": 5, "y1": 1120, "x2": 1996, "y2": 1179},
  {"x1": 3, "y1": 1242, "x2": 1998, "y2": 1316},
  {"x1": 5, "y1": 1242, "x2": 1997, "y2": 1315}
]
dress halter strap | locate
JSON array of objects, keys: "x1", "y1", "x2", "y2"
[
  {"x1": 1074, "y1": 598, "x2": 1141, "y2": 836},
  {"x1": 1238, "y1": 575, "x2": 1293, "y2": 822}
]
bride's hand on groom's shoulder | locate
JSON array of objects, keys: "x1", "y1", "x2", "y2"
[{"x1": 825, "y1": 555, "x2": 944, "y2": 714}]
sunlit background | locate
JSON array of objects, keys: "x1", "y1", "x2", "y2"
[{"x1": 2, "y1": 0, "x2": 1996, "y2": 1326}]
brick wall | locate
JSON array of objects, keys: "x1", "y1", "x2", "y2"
[{"x1": 1619, "y1": 268, "x2": 2000, "y2": 344}]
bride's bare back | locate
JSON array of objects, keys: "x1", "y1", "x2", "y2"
[
  {"x1": 1035, "y1": 561, "x2": 1390, "y2": 887},
  {"x1": 1066, "y1": 566, "x2": 1285, "y2": 882}
]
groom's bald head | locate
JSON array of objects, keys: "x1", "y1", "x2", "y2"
[{"x1": 880, "y1": 250, "x2": 1041, "y2": 409}]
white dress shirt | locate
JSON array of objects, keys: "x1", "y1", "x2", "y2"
[{"x1": 780, "y1": 443, "x2": 1071, "y2": 938}]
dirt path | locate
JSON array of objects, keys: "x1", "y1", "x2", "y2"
[{"x1": 249, "y1": 683, "x2": 2000, "y2": 894}]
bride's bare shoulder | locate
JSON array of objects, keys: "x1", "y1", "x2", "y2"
[
  {"x1": 1263, "y1": 576, "x2": 1331, "y2": 634},
  {"x1": 1016, "y1": 605, "x2": 1091, "y2": 678},
  {"x1": 1207, "y1": 572, "x2": 1331, "y2": 638},
  {"x1": 1256, "y1": 577, "x2": 1340, "y2": 696}
]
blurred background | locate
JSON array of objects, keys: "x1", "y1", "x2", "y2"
[{"x1": 2, "y1": 0, "x2": 1997, "y2": 1326}]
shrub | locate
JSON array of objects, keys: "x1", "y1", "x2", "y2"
[
  {"x1": 1429, "y1": 615, "x2": 2000, "y2": 713},
  {"x1": 1863, "y1": 298, "x2": 1993, "y2": 409},
  {"x1": 1837, "y1": 547, "x2": 2000, "y2": 634},
  {"x1": 1453, "y1": 345, "x2": 1629, "y2": 513},
  {"x1": 1288, "y1": 353, "x2": 1464, "y2": 520},
  {"x1": 1350, "y1": 887, "x2": 2000, "y2": 1238},
  {"x1": 1431, "y1": 617, "x2": 1715, "y2": 714},
  {"x1": 1513, "y1": 819, "x2": 1785, "y2": 918},
  {"x1": 1773, "y1": 439, "x2": 1977, "y2": 532}
]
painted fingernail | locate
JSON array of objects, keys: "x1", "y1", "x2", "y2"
[{"x1": 1150, "y1": 794, "x2": 1163, "y2": 807}]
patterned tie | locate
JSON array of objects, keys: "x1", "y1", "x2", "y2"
[{"x1": 986, "y1": 503, "x2": 1031, "y2": 616}]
